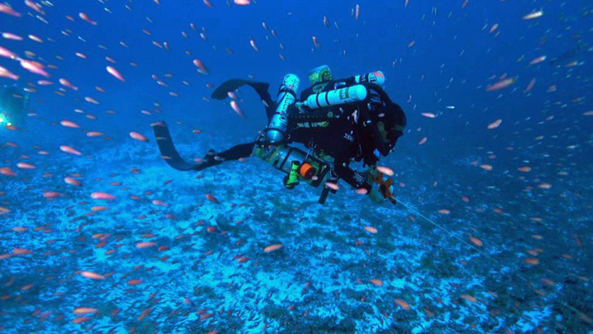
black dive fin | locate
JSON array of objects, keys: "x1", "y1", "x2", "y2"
[
  {"x1": 153, "y1": 122, "x2": 201, "y2": 171},
  {"x1": 211, "y1": 79, "x2": 275, "y2": 121},
  {"x1": 211, "y1": 79, "x2": 270, "y2": 101}
]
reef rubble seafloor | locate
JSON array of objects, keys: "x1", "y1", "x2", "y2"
[{"x1": 0, "y1": 137, "x2": 592, "y2": 334}]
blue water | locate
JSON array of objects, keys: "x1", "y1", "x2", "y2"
[{"x1": 1, "y1": 0, "x2": 592, "y2": 333}]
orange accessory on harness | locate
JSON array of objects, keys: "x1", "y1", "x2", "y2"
[{"x1": 298, "y1": 162, "x2": 316, "y2": 179}]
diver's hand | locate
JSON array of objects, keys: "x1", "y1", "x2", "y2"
[
  {"x1": 368, "y1": 185, "x2": 387, "y2": 204},
  {"x1": 364, "y1": 166, "x2": 397, "y2": 205},
  {"x1": 368, "y1": 182, "x2": 397, "y2": 205}
]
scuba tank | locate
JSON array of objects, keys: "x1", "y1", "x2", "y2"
[
  {"x1": 297, "y1": 84, "x2": 368, "y2": 110},
  {"x1": 252, "y1": 141, "x2": 335, "y2": 203},
  {"x1": 295, "y1": 70, "x2": 384, "y2": 111},
  {"x1": 256, "y1": 72, "x2": 337, "y2": 203},
  {"x1": 265, "y1": 74, "x2": 299, "y2": 145}
]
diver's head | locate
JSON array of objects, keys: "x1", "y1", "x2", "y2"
[
  {"x1": 2, "y1": 85, "x2": 22, "y2": 104},
  {"x1": 308, "y1": 65, "x2": 332, "y2": 85},
  {"x1": 368, "y1": 104, "x2": 406, "y2": 157}
]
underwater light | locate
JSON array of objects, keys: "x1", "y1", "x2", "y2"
[{"x1": 0, "y1": 116, "x2": 11, "y2": 127}]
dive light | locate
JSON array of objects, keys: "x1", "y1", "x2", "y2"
[{"x1": 0, "y1": 114, "x2": 10, "y2": 127}]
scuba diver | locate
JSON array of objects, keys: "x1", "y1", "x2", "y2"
[
  {"x1": 153, "y1": 65, "x2": 406, "y2": 205},
  {"x1": 0, "y1": 84, "x2": 27, "y2": 129}
]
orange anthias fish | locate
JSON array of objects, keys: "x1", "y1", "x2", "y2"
[
  {"x1": 370, "y1": 279, "x2": 383, "y2": 286},
  {"x1": 486, "y1": 78, "x2": 515, "y2": 91},
  {"x1": 264, "y1": 244, "x2": 283, "y2": 253},
  {"x1": 206, "y1": 194, "x2": 219, "y2": 204},
  {"x1": 394, "y1": 298, "x2": 411, "y2": 310}
]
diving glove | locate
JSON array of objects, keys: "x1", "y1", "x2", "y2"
[
  {"x1": 368, "y1": 183, "x2": 396, "y2": 205},
  {"x1": 366, "y1": 168, "x2": 397, "y2": 205},
  {"x1": 369, "y1": 185, "x2": 387, "y2": 204}
]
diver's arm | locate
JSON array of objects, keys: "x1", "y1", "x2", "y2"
[
  {"x1": 337, "y1": 76, "x2": 358, "y2": 86},
  {"x1": 334, "y1": 159, "x2": 395, "y2": 204},
  {"x1": 334, "y1": 159, "x2": 372, "y2": 192}
]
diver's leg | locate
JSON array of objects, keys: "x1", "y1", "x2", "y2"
[
  {"x1": 195, "y1": 142, "x2": 254, "y2": 171},
  {"x1": 217, "y1": 142, "x2": 254, "y2": 160}
]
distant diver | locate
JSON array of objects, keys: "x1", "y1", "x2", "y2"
[
  {"x1": 154, "y1": 65, "x2": 407, "y2": 205},
  {"x1": 549, "y1": 44, "x2": 581, "y2": 67},
  {"x1": 0, "y1": 84, "x2": 28, "y2": 129}
]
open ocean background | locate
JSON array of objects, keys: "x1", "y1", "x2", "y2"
[{"x1": 1, "y1": 0, "x2": 592, "y2": 333}]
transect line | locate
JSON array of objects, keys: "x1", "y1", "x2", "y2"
[
  {"x1": 395, "y1": 198, "x2": 508, "y2": 272},
  {"x1": 394, "y1": 197, "x2": 592, "y2": 328}
]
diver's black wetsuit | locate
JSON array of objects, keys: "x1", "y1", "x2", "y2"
[
  {"x1": 286, "y1": 78, "x2": 380, "y2": 192},
  {"x1": 195, "y1": 143, "x2": 254, "y2": 171}
]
